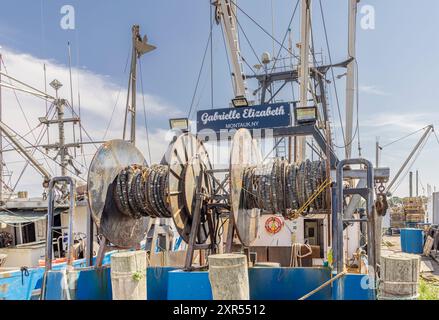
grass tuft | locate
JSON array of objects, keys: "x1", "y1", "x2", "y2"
[{"x1": 419, "y1": 278, "x2": 439, "y2": 300}]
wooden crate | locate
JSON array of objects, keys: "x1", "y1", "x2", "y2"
[{"x1": 406, "y1": 213, "x2": 425, "y2": 223}]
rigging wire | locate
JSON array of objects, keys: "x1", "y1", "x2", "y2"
[
  {"x1": 13, "y1": 129, "x2": 87, "y2": 181},
  {"x1": 229, "y1": 0, "x2": 300, "y2": 60},
  {"x1": 77, "y1": 92, "x2": 88, "y2": 170},
  {"x1": 73, "y1": 22, "x2": 88, "y2": 171},
  {"x1": 67, "y1": 42, "x2": 76, "y2": 159},
  {"x1": 318, "y1": 0, "x2": 360, "y2": 152},
  {"x1": 187, "y1": 30, "x2": 212, "y2": 119},
  {"x1": 138, "y1": 58, "x2": 152, "y2": 164},
  {"x1": 1, "y1": 58, "x2": 55, "y2": 174},
  {"x1": 268, "y1": 0, "x2": 300, "y2": 75},
  {"x1": 318, "y1": 0, "x2": 346, "y2": 148},
  {"x1": 1, "y1": 123, "x2": 45, "y2": 151},
  {"x1": 63, "y1": 101, "x2": 99, "y2": 150},
  {"x1": 103, "y1": 47, "x2": 131, "y2": 140},
  {"x1": 380, "y1": 125, "x2": 429, "y2": 149},
  {"x1": 4, "y1": 108, "x2": 55, "y2": 202},
  {"x1": 390, "y1": 131, "x2": 431, "y2": 194},
  {"x1": 230, "y1": 8, "x2": 263, "y2": 69}
]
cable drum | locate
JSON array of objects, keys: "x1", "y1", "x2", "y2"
[
  {"x1": 113, "y1": 164, "x2": 171, "y2": 219},
  {"x1": 240, "y1": 159, "x2": 328, "y2": 218},
  {"x1": 87, "y1": 139, "x2": 149, "y2": 248},
  {"x1": 88, "y1": 135, "x2": 212, "y2": 248}
]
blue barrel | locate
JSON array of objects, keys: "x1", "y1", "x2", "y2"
[{"x1": 400, "y1": 228, "x2": 424, "y2": 254}]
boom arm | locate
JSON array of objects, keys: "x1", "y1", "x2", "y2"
[
  {"x1": 216, "y1": 0, "x2": 247, "y2": 99},
  {"x1": 0, "y1": 120, "x2": 51, "y2": 182},
  {"x1": 386, "y1": 125, "x2": 433, "y2": 194}
]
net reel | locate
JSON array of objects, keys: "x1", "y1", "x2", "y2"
[
  {"x1": 87, "y1": 133, "x2": 213, "y2": 252},
  {"x1": 88, "y1": 139, "x2": 149, "y2": 249},
  {"x1": 229, "y1": 128, "x2": 330, "y2": 247},
  {"x1": 87, "y1": 129, "x2": 330, "y2": 267}
]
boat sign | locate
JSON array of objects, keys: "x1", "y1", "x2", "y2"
[{"x1": 196, "y1": 102, "x2": 291, "y2": 132}]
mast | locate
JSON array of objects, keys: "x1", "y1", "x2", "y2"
[
  {"x1": 123, "y1": 25, "x2": 156, "y2": 145},
  {"x1": 297, "y1": 0, "x2": 311, "y2": 162},
  {"x1": 40, "y1": 79, "x2": 81, "y2": 179},
  {"x1": 345, "y1": 0, "x2": 359, "y2": 159},
  {"x1": 130, "y1": 26, "x2": 138, "y2": 145},
  {"x1": 51, "y1": 80, "x2": 68, "y2": 176}
]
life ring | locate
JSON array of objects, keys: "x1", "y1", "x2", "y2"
[{"x1": 265, "y1": 216, "x2": 284, "y2": 234}]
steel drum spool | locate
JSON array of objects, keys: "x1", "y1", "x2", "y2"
[
  {"x1": 230, "y1": 129, "x2": 262, "y2": 247},
  {"x1": 168, "y1": 133, "x2": 212, "y2": 244},
  {"x1": 87, "y1": 140, "x2": 149, "y2": 248}
]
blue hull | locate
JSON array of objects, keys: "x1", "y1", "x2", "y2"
[
  {"x1": 0, "y1": 253, "x2": 113, "y2": 300},
  {"x1": 41, "y1": 266, "x2": 374, "y2": 300}
]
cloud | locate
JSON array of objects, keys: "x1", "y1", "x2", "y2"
[
  {"x1": 361, "y1": 112, "x2": 434, "y2": 131},
  {"x1": 359, "y1": 85, "x2": 389, "y2": 96},
  {"x1": 0, "y1": 46, "x2": 180, "y2": 196}
]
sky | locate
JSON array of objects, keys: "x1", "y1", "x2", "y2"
[{"x1": 0, "y1": 0, "x2": 438, "y2": 197}]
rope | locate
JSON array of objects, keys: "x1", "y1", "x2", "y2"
[
  {"x1": 298, "y1": 271, "x2": 347, "y2": 300},
  {"x1": 20, "y1": 266, "x2": 29, "y2": 285},
  {"x1": 294, "y1": 178, "x2": 331, "y2": 218},
  {"x1": 290, "y1": 243, "x2": 312, "y2": 267}
]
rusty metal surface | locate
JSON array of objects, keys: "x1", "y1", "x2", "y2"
[
  {"x1": 230, "y1": 129, "x2": 262, "y2": 247},
  {"x1": 87, "y1": 140, "x2": 149, "y2": 247}
]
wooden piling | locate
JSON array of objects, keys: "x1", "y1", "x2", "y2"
[
  {"x1": 110, "y1": 250, "x2": 147, "y2": 300},
  {"x1": 379, "y1": 252, "x2": 420, "y2": 300},
  {"x1": 208, "y1": 253, "x2": 249, "y2": 300}
]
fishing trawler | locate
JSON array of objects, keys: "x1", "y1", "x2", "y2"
[{"x1": 0, "y1": 0, "x2": 423, "y2": 301}]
